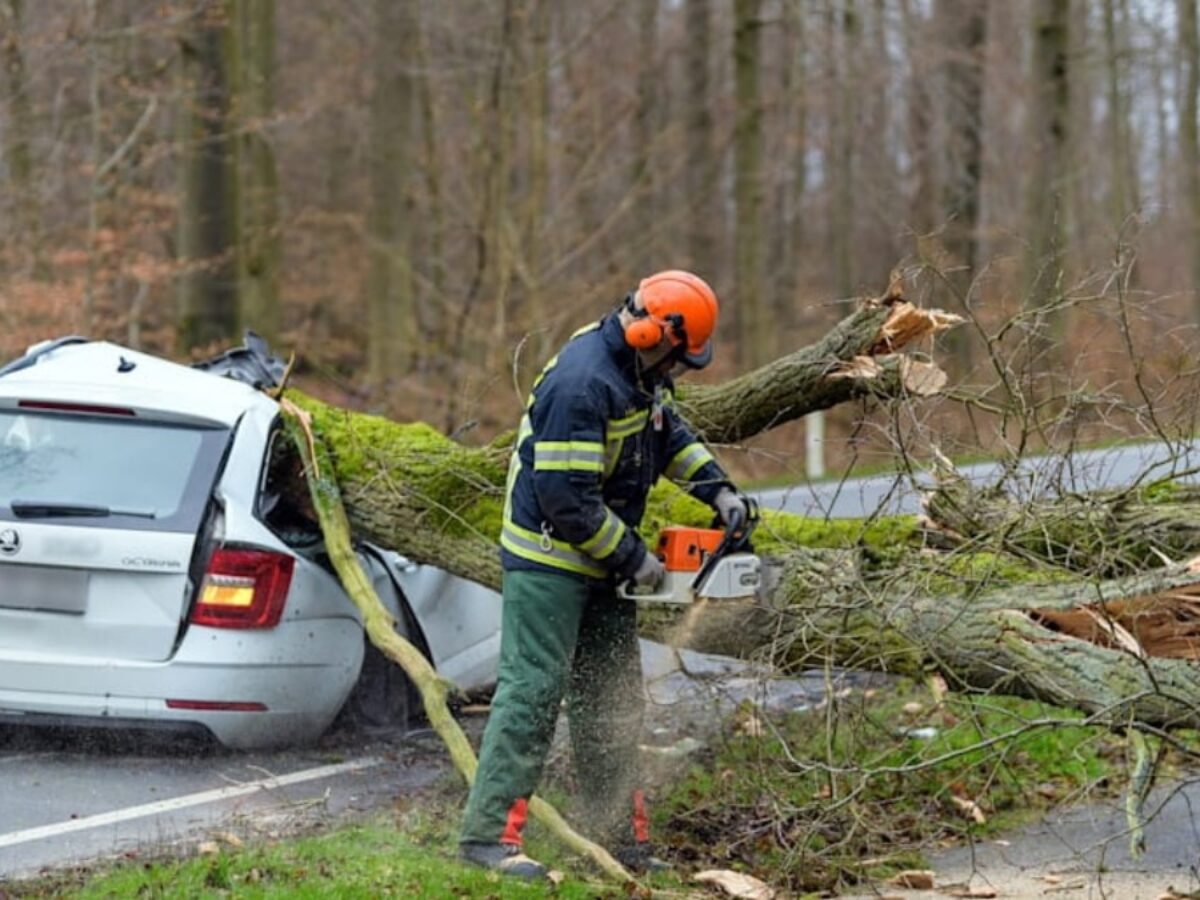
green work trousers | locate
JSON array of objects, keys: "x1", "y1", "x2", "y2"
[{"x1": 459, "y1": 568, "x2": 646, "y2": 848}]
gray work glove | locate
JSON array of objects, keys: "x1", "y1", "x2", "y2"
[
  {"x1": 714, "y1": 487, "x2": 749, "y2": 528},
  {"x1": 630, "y1": 551, "x2": 666, "y2": 591}
]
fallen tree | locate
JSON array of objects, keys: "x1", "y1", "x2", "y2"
[{"x1": 275, "y1": 281, "x2": 1200, "y2": 735}]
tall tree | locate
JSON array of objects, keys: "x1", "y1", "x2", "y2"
[
  {"x1": 1180, "y1": 0, "x2": 1200, "y2": 320},
  {"x1": 365, "y1": 0, "x2": 417, "y2": 382},
  {"x1": 937, "y1": 0, "x2": 988, "y2": 370},
  {"x1": 177, "y1": 0, "x2": 241, "y2": 352},
  {"x1": 237, "y1": 0, "x2": 280, "y2": 343},
  {"x1": 773, "y1": 0, "x2": 808, "y2": 329},
  {"x1": 413, "y1": 3, "x2": 447, "y2": 355},
  {"x1": 0, "y1": 0, "x2": 39, "y2": 275},
  {"x1": 1102, "y1": 0, "x2": 1138, "y2": 230},
  {"x1": 521, "y1": 0, "x2": 552, "y2": 361},
  {"x1": 734, "y1": 0, "x2": 766, "y2": 366},
  {"x1": 628, "y1": 0, "x2": 659, "y2": 272},
  {"x1": 829, "y1": 0, "x2": 860, "y2": 300},
  {"x1": 1023, "y1": 0, "x2": 1071, "y2": 336},
  {"x1": 684, "y1": 0, "x2": 716, "y2": 272}
]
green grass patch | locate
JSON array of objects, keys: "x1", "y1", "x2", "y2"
[
  {"x1": 656, "y1": 685, "x2": 1119, "y2": 895},
  {"x1": 9, "y1": 803, "x2": 647, "y2": 899}
]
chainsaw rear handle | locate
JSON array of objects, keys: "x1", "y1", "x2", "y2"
[{"x1": 695, "y1": 497, "x2": 758, "y2": 590}]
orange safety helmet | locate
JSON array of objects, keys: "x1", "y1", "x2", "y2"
[{"x1": 623, "y1": 270, "x2": 719, "y2": 369}]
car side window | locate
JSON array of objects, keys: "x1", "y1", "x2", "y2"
[{"x1": 257, "y1": 421, "x2": 320, "y2": 547}]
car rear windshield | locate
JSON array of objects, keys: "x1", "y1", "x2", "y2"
[{"x1": 0, "y1": 411, "x2": 230, "y2": 532}]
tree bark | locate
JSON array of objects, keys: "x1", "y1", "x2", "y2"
[
  {"x1": 177, "y1": 0, "x2": 241, "y2": 353},
  {"x1": 1179, "y1": 0, "x2": 1200, "y2": 320},
  {"x1": 280, "y1": 285, "x2": 958, "y2": 592},
  {"x1": 236, "y1": 0, "x2": 281, "y2": 344},
  {"x1": 1023, "y1": 0, "x2": 1070, "y2": 340},
  {"x1": 684, "y1": 0, "x2": 716, "y2": 272},
  {"x1": 734, "y1": 0, "x2": 767, "y2": 366},
  {"x1": 365, "y1": 0, "x2": 417, "y2": 382},
  {"x1": 1, "y1": 0, "x2": 41, "y2": 276}
]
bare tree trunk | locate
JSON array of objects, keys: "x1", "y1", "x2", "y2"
[
  {"x1": 365, "y1": 0, "x2": 417, "y2": 383},
  {"x1": 237, "y1": 0, "x2": 281, "y2": 344},
  {"x1": 1102, "y1": 0, "x2": 1137, "y2": 232},
  {"x1": 734, "y1": 0, "x2": 767, "y2": 366},
  {"x1": 936, "y1": 0, "x2": 988, "y2": 371},
  {"x1": 1179, "y1": 0, "x2": 1200, "y2": 320},
  {"x1": 1023, "y1": 0, "x2": 1071, "y2": 343},
  {"x1": 685, "y1": 0, "x2": 716, "y2": 272},
  {"x1": 628, "y1": 0, "x2": 659, "y2": 273},
  {"x1": 773, "y1": 0, "x2": 808, "y2": 333},
  {"x1": 521, "y1": 0, "x2": 551, "y2": 365},
  {"x1": 177, "y1": 0, "x2": 241, "y2": 353},
  {"x1": 829, "y1": 0, "x2": 860, "y2": 300},
  {"x1": 0, "y1": 0, "x2": 40, "y2": 277},
  {"x1": 414, "y1": 5, "x2": 447, "y2": 358}
]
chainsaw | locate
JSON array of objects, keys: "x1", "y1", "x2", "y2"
[{"x1": 617, "y1": 500, "x2": 762, "y2": 606}]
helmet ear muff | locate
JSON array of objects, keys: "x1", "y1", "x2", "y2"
[
  {"x1": 625, "y1": 316, "x2": 664, "y2": 350},
  {"x1": 623, "y1": 292, "x2": 666, "y2": 349}
]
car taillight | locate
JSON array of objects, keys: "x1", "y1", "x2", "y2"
[{"x1": 192, "y1": 547, "x2": 294, "y2": 629}]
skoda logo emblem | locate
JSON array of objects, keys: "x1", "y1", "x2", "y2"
[{"x1": 0, "y1": 528, "x2": 19, "y2": 556}]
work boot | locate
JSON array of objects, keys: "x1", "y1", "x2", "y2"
[
  {"x1": 615, "y1": 842, "x2": 672, "y2": 874},
  {"x1": 459, "y1": 842, "x2": 548, "y2": 880}
]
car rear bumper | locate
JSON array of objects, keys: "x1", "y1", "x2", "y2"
[{"x1": 0, "y1": 618, "x2": 364, "y2": 749}]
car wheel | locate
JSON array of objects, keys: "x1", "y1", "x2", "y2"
[{"x1": 335, "y1": 600, "x2": 429, "y2": 737}]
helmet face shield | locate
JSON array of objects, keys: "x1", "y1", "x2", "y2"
[{"x1": 680, "y1": 341, "x2": 713, "y2": 370}]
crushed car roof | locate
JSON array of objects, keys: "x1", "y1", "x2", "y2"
[{"x1": 0, "y1": 339, "x2": 278, "y2": 427}]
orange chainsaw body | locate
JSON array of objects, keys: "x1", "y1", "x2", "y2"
[{"x1": 656, "y1": 526, "x2": 725, "y2": 572}]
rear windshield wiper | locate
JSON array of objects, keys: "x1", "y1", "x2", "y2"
[{"x1": 10, "y1": 501, "x2": 157, "y2": 519}]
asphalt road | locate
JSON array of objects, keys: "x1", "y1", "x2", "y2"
[
  {"x1": 0, "y1": 641, "x2": 864, "y2": 886},
  {"x1": 755, "y1": 439, "x2": 1200, "y2": 519}
]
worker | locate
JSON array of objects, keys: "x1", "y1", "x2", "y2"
[{"x1": 458, "y1": 270, "x2": 750, "y2": 879}]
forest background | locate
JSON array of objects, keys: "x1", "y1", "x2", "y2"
[{"x1": 0, "y1": 0, "x2": 1195, "y2": 480}]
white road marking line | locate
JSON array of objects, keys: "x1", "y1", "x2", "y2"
[
  {"x1": 0, "y1": 754, "x2": 47, "y2": 765},
  {"x1": 0, "y1": 757, "x2": 381, "y2": 850}
]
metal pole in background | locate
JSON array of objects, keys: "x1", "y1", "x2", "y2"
[{"x1": 806, "y1": 411, "x2": 825, "y2": 480}]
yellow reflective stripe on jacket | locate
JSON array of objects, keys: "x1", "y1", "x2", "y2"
[
  {"x1": 533, "y1": 440, "x2": 605, "y2": 472},
  {"x1": 607, "y1": 409, "x2": 648, "y2": 440},
  {"x1": 500, "y1": 521, "x2": 606, "y2": 578},
  {"x1": 529, "y1": 321, "x2": 602, "y2": 399},
  {"x1": 602, "y1": 409, "x2": 650, "y2": 476},
  {"x1": 577, "y1": 509, "x2": 626, "y2": 560},
  {"x1": 665, "y1": 442, "x2": 715, "y2": 482}
]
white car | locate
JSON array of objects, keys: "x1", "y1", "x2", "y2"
[{"x1": 0, "y1": 336, "x2": 502, "y2": 749}]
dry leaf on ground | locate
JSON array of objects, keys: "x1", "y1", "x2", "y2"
[
  {"x1": 693, "y1": 869, "x2": 776, "y2": 900},
  {"x1": 887, "y1": 869, "x2": 935, "y2": 889},
  {"x1": 950, "y1": 795, "x2": 987, "y2": 824}
]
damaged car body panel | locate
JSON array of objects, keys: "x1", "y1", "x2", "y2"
[{"x1": 0, "y1": 337, "x2": 502, "y2": 749}]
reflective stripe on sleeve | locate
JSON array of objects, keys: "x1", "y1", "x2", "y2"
[
  {"x1": 533, "y1": 440, "x2": 605, "y2": 472},
  {"x1": 500, "y1": 521, "x2": 607, "y2": 578},
  {"x1": 665, "y1": 443, "x2": 715, "y2": 482},
  {"x1": 577, "y1": 509, "x2": 626, "y2": 561}
]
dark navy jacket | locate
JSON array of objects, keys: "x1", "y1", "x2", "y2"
[{"x1": 500, "y1": 314, "x2": 730, "y2": 581}]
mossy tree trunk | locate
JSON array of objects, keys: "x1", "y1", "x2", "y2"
[{"x1": 281, "y1": 287, "x2": 1200, "y2": 736}]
